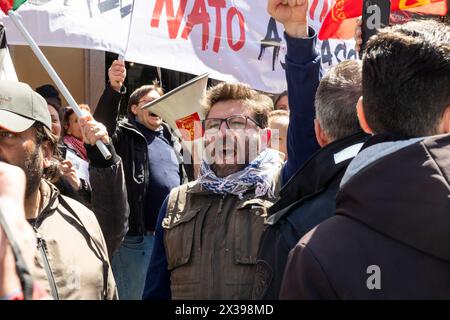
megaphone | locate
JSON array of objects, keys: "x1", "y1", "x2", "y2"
[{"x1": 142, "y1": 72, "x2": 209, "y2": 143}]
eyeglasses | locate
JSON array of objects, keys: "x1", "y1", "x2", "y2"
[{"x1": 202, "y1": 115, "x2": 261, "y2": 133}]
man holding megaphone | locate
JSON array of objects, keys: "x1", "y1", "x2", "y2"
[{"x1": 94, "y1": 63, "x2": 190, "y2": 300}]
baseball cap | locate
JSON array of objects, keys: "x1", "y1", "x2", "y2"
[{"x1": 0, "y1": 81, "x2": 52, "y2": 132}]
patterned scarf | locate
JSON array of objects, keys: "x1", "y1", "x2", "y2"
[
  {"x1": 198, "y1": 149, "x2": 281, "y2": 200},
  {"x1": 63, "y1": 135, "x2": 87, "y2": 161}
]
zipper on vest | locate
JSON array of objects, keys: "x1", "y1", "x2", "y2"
[
  {"x1": 217, "y1": 194, "x2": 226, "y2": 214},
  {"x1": 36, "y1": 234, "x2": 60, "y2": 300}
]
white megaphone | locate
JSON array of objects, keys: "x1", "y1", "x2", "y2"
[{"x1": 142, "y1": 72, "x2": 209, "y2": 145}]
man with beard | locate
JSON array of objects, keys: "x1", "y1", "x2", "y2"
[
  {"x1": 142, "y1": 82, "x2": 283, "y2": 300},
  {"x1": 143, "y1": 0, "x2": 320, "y2": 300},
  {"x1": 0, "y1": 80, "x2": 127, "y2": 299}
]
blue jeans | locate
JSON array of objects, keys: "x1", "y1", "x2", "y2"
[{"x1": 111, "y1": 234, "x2": 155, "y2": 300}]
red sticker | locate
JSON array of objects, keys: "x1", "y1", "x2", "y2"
[{"x1": 175, "y1": 112, "x2": 203, "y2": 141}]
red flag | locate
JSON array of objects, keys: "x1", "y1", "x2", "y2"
[
  {"x1": 0, "y1": 0, "x2": 26, "y2": 15},
  {"x1": 319, "y1": 0, "x2": 448, "y2": 40}
]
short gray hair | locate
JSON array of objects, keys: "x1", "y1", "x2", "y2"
[{"x1": 315, "y1": 60, "x2": 362, "y2": 141}]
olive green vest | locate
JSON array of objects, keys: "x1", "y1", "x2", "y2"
[{"x1": 164, "y1": 164, "x2": 282, "y2": 299}]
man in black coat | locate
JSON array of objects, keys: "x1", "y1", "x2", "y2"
[
  {"x1": 280, "y1": 19, "x2": 450, "y2": 299},
  {"x1": 252, "y1": 0, "x2": 368, "y2": 300},
  {"x1": 94, "y1": 63, "x2": 189, "y2": 300}
]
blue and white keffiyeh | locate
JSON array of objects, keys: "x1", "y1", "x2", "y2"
[{"x1": 198, "y1": 149, "x2": 281, "y2": 199}]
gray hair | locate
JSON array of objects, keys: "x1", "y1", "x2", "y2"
[{"x1": 315, "y1": 60, "x2": 362, "y2": 141}]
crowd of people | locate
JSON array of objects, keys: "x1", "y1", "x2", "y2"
[{"x1": 0, "y1": 0, "x2": 449, "y2": 300}]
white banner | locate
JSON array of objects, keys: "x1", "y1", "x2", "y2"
[
  {"x1": 126, "y1": 0, "x2": 356, "y2": 93},
  {"x1": 0, "y1": 0, "x2": 356, "y2": 93},
  {"x1": 0, "y1": 0, "x2": 132, "y2": 54}
]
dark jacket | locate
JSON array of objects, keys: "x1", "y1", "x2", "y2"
[
  {"x1": 53, "y1": 142, "x2": 129, "y2": 257},
  {"x1": 85, "y1": 142, "x2": 129, "y2": 257},
  {"x1": 280, "y1": 134, "x2": 450, "y2": 299},
  {"x1": 54, "y1": 175, "x2": 91, "y2": 208},
  {"x1": 253, "y1": 132, "x2": 368, "y2": 299},
  {"x1": 252, "y1": 26, "x2": 351, "y2": 300},
  {"x1": 94, "y1": 85, "x2": 189, "y2": 234},
  {"x1": 281, "y1": 28, "x2": 321, "y2": 185}
]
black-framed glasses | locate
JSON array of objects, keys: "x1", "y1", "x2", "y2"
[{"x1": 202, "y1": 115, "x2": 261, "y2": 133}]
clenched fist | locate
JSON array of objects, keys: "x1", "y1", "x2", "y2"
[
  {"x1": 267, "y1": 0, "x2": 309, "y2": 38},
  {"x1": 108, "y1": 60, "x2": 126, "y2": 92}
]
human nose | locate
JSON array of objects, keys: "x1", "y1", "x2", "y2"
[{"x1": 219, "y1": 119, "x2": 229, "y2": 135}]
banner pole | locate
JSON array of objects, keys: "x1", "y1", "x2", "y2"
[
  {"x1": 117, "y1": 0, "x2": 135, "y2": 62},
  {"x1": 8, "y1": 10, "x2": 111, "y2": 160}
]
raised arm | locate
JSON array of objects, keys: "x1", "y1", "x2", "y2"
[
  {"x1": 268, "y1": 0, "x2": 322, "y2": 184},
  {"x1": 93, "y1": 60, "x2": 127, "y2": 137}
]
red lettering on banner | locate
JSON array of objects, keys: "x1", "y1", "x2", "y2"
[
  {"x1": 309, "y1": 0, "x2": 329, "y2": 23},
  {"x1": 181, "y1": 0, "x2": 211, "y2": 50},
  {"x1": 226, "y1": 7, "x2": 245, "y2": 52},
  {"x1": 320, "y1": 0, "x2": 328, "y2": 23},
  {"x1": 309, "y1": 0, "x2": 318, "y2": 20},
  {"x1": 150, "y1": 0, "x2": 246, "y2": 53},
  {"x1": 151, "y1": 0, "x2": 188, "y2": 39},
  {"x1": 208, "y1": 0, "x2": 226, "y2": 53}
]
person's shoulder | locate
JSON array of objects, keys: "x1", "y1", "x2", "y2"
[
  {"x1": 117, "y1": 116, "x2": 133, "y2": 129},
  {"x1": 299, "y1": 215, "x2": 362, "y2": 247},
  {"x1": 167, "y1": 180, "x2": 200, "y2": 204},
  {"x1": 174, "y1": 180, "x2": 199, "y2": 193},
  {"x1": 165, "y1": 181, "x2": 201, "y2": 213},
  {"x1": 58, "y1": 194, "x2": 111, "y2": 255},
  {"x1": 281, "y1": 183, "x2": 339, "y2": 228},
  {"x1": 59, "y1": 195, "x2": 97, "y2": 225},
  {"x1": 296, "y1": 214, "x2": 385, "y2": 275}
]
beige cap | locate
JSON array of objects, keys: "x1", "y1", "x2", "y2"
[{"x1": 0, "y1": 80, "x2": 51, "y2": 132}]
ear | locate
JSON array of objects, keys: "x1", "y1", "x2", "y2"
[
  {"x1": 439, "y1": 105, "x2": 450, "y2": 134},
  {"x1": 356, "y1": 97, "x2": 373, "y2": 135},
  {"x1": 314, "y1": 119, "x2": 329, "y2": 147},
  {"x1": 130, "y1": 104, "x2": 138, "y2": 116},
  {"x1": 41, "y1": 141, "x2": 53, "y2": 169}
]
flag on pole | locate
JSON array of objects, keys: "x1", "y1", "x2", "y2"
[
  {"x1": 2, "y1": 0, "x2": 112, "y2": 159},
  {"x1": 0, "y1": 0, "x2": 26, "y2": 14},
  {"x1": 319, "y1": 0, "x2": 448, "y2": 40},
  {"x1": 0, "y1": 24, "x2": 17, "y2": 80}
]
